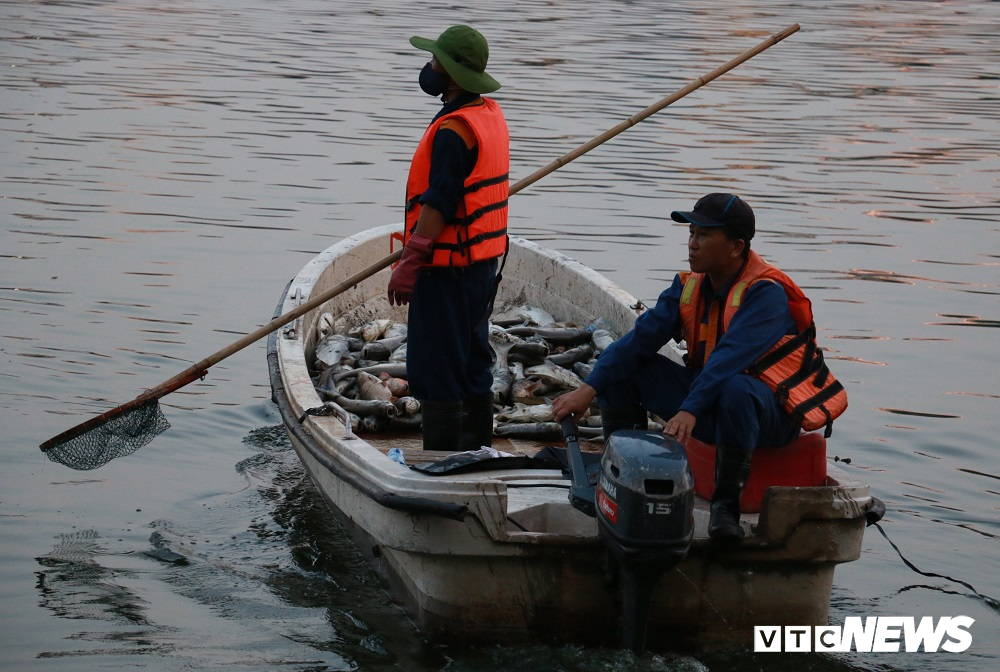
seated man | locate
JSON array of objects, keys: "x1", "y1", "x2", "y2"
[{"x1": 553, "y1": 193, "x2": 845, "y2": 542}]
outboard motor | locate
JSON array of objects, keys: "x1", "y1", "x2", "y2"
[{"x1": 562, "y1": 419, "x2": 695, "y2": 653}]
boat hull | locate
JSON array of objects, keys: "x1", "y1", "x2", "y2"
[{"x1": 268, "y1": 225, "x2": 874, "y2": 651}]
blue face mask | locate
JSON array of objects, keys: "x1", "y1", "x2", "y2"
[{"x1": 419, "y1": 62, "x2": 450, "y2": 97}]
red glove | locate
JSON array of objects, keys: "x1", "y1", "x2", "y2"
[{"x1": 387, "y1": 232, "x2": 434, "y2": 306}]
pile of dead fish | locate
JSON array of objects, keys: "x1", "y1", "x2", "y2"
[{"x1": 309, "y1": 306, "x2": 617, "y2": 440}]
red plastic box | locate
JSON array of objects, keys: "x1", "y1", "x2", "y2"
[{"x1": 684, "y1": 432, "x2": 828, "y2": 513}]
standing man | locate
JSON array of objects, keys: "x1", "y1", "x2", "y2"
[
  {"x1": 553, "y1": 193, "x2": 845, "y2": 542},
  {"x1": 388, "y1": 25, "x2": 509, "y2": 452}
]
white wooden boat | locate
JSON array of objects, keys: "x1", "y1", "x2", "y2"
[{"x1": 267, "y1": 224, "x2": 877, "y2": 651}]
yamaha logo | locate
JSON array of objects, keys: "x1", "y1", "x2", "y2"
[
  {"x1": 597, "y1": 489, "x2": 618, "y2": 524},
  {"x1": 599, "y1": 474, "x2": 616, "y2": 499}
]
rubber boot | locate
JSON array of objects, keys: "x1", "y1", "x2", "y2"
[
  {"x1": 599, "y1": 406, "x2": 648, "y2": 441},
  {"x1": 420, "y1": 400, "x2": 464, "y2": 452},
  {"x1": 708, "y1": 448, "x2": 752, "y2": 543},
  {"x1": 461, "y1": 393, "x2": 495, "y2": 451}
]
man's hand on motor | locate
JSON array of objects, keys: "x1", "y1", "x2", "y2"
[
  {"x1": 662, "y1": 410, "x2": 696, "y2": 446},
  {"x1": 552, "y1": 383, "x2": 597, "y2": 422}
]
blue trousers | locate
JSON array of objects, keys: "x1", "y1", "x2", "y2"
[
  {"x1": 407, "y1": 259, "x2": 498, "y2": 403},
  {"x1": 598, "y1": 354, "x2": 800, "y2": 451}
]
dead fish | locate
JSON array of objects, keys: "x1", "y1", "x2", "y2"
[
  {"x1": 317, "y1": 312, "x2": 336, "y2": 340},
  {"x1": 491, "y1": 367, "x2": 513, "y2": 406},
  {"x1": 143, "y1": 546, "x2": 189, "y2": 565},
  {"x1": 389, "y1": 414, "x2": 423, "y2": 430},
  {"x1": 491, "y1": 314, "x2": 527, "y2": 328},
  {"x1": 334, "y1": 361, "x2": 408, "y2": 382},
  {"x1": 507, "y1": 340, "x2": 549, "y2": 365},
  {"x1": 491, "y1": 305, "x2": 556, "y2": 327},
  {"x1": 383, "y1": 322, "x2": 408, "y2": 340},
  {"x1": 361, "y1": 342, "x2": 391, "y2": 362},
  {"x1": 494, "y1": 421, "x2": 562, "y2": 439},
  {"x1": 489, "y1": 325, "x2": 521, "y2": 405},
  {"x1": 315, "y1": 333, "x2": 352, "y2": 369},
  {"x1": 510, "y1": 381, "x2": 539, "y2": 404},
  {"x1": 572, "y1": 361, "x2": 594, "y2": 380},
  {"x1": 389, "y1": 342, "x2": 407, "y2": 363},
  {"x1": 316, "y1": 364, "x2": 343, "y2": 388},
  {"x1": 505, "y1": 326, "x2": 592, "y2": 346},
  {"x1": 495, "y1": 403, "x2": 555, "y2": 424},
  {"x1": 591, "y1": 328, "x2": 615, "y2": 352},
  {"x1": 362, "y1": 334, "x2": 407, "y2": 361},
  {"x1": 532, "y1": 376, "x2": 558, "y2": 397},
  {"x1": 511, "y1": 380, "x2": 549, "y2": 405},
  {"x1": 356, "y1": 370, "x2": 393, "y2": 402},
  {"x1": 337, "y1": 379, "x2": 358, "y2": 398},
  {"x1": 393, "y1": 396, "x2": 421, "y2": 416},
  {"x1": 510, "y1": 362, "x2": 544, "y2": 405},
  {"x1": 517, "y1": 306, "x2": 556, "y2": 327},
  {"x1": 349, "y1": 319, "x2": 393, "y2": 343},
  {"x1": 494, "y1": 422, "x2": 602, "y2": 440},
  {"x1": 379, "y1": 372, "x2": 409, "y2": 397},
  {"x1": 525, "y1": 361, "x2": 583, "y2": 390},
  {"x1": 317, "y1": 364, "x2": 358, "y2": 396},
  {"x1": 362, "y1": 414, "x2": 391, "y2": 432},
  {"x1": 489, "y1": 323, "x2": 523, "y2": 348},
  {"x1": 546, "y1": 343, "x2": 594, "y2": 368},
  {"x1": 318, "y1": 390, "x2": 397, "y2": 418}
]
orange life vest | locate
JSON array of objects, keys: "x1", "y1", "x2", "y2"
[
  {"x1": 399, "y1": 97, "x2": 509, "y2": 267},
  {"x1": 678, "y1": 251, "x2": 847, "y2": 436}
]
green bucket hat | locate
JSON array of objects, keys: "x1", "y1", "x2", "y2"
[{"x1": 410, "y1": 25, "x2": 501, "y2": 94}]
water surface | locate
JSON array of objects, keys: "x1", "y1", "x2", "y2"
[{"x1": 2, "y1": 1, "x2": 998, "y2": 670}]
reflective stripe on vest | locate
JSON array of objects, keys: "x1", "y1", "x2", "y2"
[
  {"x1": 402, "y1": 98, "x2": 509, "y2": 267},
  {"x1": 678, "y1": 251, "x2": 848, "y2": 436},
  {"x1": 747, "y1": 326, "x2": 848, "y2": 436}
]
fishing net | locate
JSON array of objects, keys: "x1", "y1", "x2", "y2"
[{"x1": 42, "y1": 399, "x2": 171, "y2": 471}]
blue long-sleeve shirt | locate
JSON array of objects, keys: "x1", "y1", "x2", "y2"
[{"x1": 585, "y1": 272, "x2": 797, "y2": 418}]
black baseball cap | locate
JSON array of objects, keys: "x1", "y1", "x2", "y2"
[{"x1": 670, "y1": 193, "x2": 755, "y2": 241}]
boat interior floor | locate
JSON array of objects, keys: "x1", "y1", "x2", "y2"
[
  {"x1": 363, "y1": 432, "x2": 606, "y2": 466},
  {"x1": 359, "y1": 432, "x2": 724, "y2": 538}
]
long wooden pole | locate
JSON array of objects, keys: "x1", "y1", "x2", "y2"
[
  {"x1": 40, "y1": 257, "x2": 399, "y2": 451},
  {"x1": 509, "y1": 23, "x2": 800, "y2": 196},
  {"x1": 40, "y1": 24, "x2": 800, "y2": 453}
]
